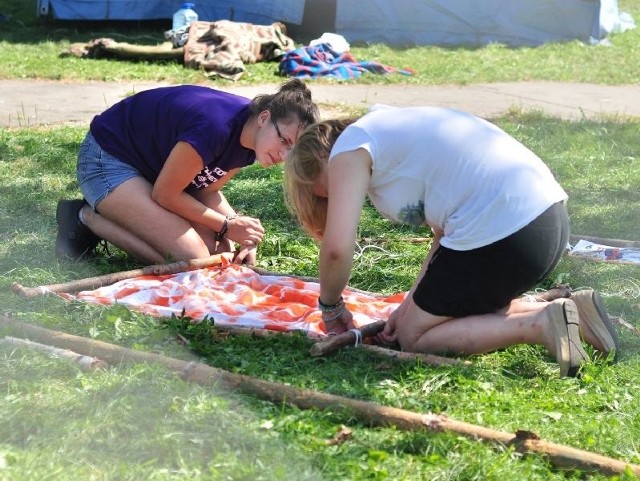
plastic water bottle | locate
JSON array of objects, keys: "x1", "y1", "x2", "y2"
[{"x1": 172, "y1": 2, "x2": 198, "y2": 30}]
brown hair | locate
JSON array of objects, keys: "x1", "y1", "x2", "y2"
[
  {"x1": 284, "y1": 118, "x2": 356, "y2": 240},
  {"x1": 250, "y1": 79, "x2": 319, "y2": 129}
]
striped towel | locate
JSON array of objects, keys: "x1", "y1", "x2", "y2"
[{"x1": 279, "y1": 43, "x2": 413, "y2": 80}]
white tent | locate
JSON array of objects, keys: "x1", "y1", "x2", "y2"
[
  {"x1": 335, "y1": 0, "x2": 635, "y2": 46},
  {"x1": 37, "y1": 0, "x2": 635, "y2": 47}
]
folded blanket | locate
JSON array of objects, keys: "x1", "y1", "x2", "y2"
[
  {"x1": 58, "y1": 264, "x2": 406, "y2": 338},
  {"x1": 279, "y1": 43, "x2": 412, "y2": 80}
]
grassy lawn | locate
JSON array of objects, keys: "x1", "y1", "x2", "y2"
[
  {"x1": 0, "y1": 1, "x2": 639, "y2": 85},
  {"x1": 1, "y1": 1, "x2": 640, "y2": 480}
]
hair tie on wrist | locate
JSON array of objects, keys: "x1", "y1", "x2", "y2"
[{"x1": 215, "y1": 214, "x2": 238, "y2": 242}]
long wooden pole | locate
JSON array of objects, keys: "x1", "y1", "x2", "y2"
[
  {"x1": 10, "y1": 253, "x2": 233, "y2": 298},
  {"x1": 1, "y1": 315, "x2": 637, "y2": 476},
  {"x1": 308, "y1": 321, "x2": 469, "y2": 366}
]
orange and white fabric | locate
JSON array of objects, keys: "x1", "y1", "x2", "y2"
[{"x1": 59, "y1": 264, "x2": 406, "y2": 338}]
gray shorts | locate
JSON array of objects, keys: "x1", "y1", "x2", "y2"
[{"x1": 76, "y1": 131, "x2": 141, "y2": 209}]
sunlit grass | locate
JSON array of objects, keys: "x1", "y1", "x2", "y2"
[
  {"x1": 0, "y1": 1, "x2": 639, "y2": 85},
  {"x1": 1, "y1": 1, "x2": 640, "y2": 479},
  {"x1": 1, "y1": 112, "x2": 639, "y2": 480}
]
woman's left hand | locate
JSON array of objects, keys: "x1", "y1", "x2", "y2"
[
  {"x1": 234, "y1": 244, "x2": 258, "y2": 265},
  {"x1": 376, "y1": 309, "x2": 399, "y2": 346}
]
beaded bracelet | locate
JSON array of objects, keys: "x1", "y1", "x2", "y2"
[
  {"x1": 318, "y1": 296, "x2": 344, "y2": 313},
  {"x1": 215, "y1": 214, "x2": 237, "y2": 242},
  {"x1": 322, "y1": 304, "x2": 346, "y2": 322}
]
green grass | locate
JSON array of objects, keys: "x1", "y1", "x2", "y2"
[
  {"x1": 1, "y1": 114, "x2": 639, "y2": 480},
  {"x1": 1, "y1": 1, "x2": 640, "y2": 480},
  {"x1": 0, "y1": 0, "x2": 640, "y2": 85}
]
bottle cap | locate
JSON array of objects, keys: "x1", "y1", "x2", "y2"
[{"x1": 182, "y1": 2, "x2": 195, "y2": 8}]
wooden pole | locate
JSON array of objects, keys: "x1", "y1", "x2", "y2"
[
  {"x1": 308, "y1": 286, "x2": 572, "y2": 359},
  {"x1": 10, "y1": 253, "x2": 233, "y2": 298},
  {"x1": 308, "y1": 322, "x2": 469, "y2": 367},
  {"x1": 309, "y1": 321, "x2": 386, "y2": 356},
  {"x1": 1, "y1": 315, "x2": 637, "y2": 476},
  {"x1": 0, "y1": 336, "x2": 107, "y2": 370},
  {"x1": 526, "y1": 284, "x2": 572, "y2": 302},
  {"x1": 65, "y1": 39, "x2": 184, "y2": 61},
  {"x1": 360, "y1": 344, "x2": 471, "y2": 366}
]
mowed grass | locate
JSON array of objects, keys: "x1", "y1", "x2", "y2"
[
  {"x1": 1, "y1": 1, "x2": 640, "y2": 480},
  {"x1": 0, "y1": 1, "x2": 639, "y2": 85},
  {"x1": 1, "y1": 113, "x2": 639, "y2": 480}
]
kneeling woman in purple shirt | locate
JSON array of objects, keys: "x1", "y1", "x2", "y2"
[{"x1": 56, "y1": 79, "x2": 319, "y2": 265}]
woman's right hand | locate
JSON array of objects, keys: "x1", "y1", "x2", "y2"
[
  {"x1": 226, "y1": 215, "x2": 265, "y2": 246},
  {"x1": 322, "y1": 306, "x2": 354, "y2": 335}
]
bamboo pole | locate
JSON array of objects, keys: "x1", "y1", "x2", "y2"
[
  {"x1": 1, "y1": 316, "x2": 637, "y2": 476},
  {"x1": 10, "y1": 253, "x2": 233, "y2": 298}
]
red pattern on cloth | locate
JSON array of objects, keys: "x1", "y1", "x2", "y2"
[{"x1": 59, "y1": 264, "x2": 406, "y2": 338}]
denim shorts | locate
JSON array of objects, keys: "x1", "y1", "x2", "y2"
[{"x1": 76, "y1": 132, "x2": 141, "y2": 209}]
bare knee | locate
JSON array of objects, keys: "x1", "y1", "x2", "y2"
[
  {"x1": 394, "y1": 302, "x2": 451, "y2": 353},
  {"x1": 160, "y1": 230, "x2": 211, "y2": 261}
]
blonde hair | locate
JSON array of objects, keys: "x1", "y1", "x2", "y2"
[{"x1": 284, "y1": 118, "x2": 356, "y2": 240}]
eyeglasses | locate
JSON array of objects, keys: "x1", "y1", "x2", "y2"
[{"x1": 271, "y1": 118, "x2": 292, "y2": 152}]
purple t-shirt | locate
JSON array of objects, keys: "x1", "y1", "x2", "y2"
[{"x1": 89, "y1": 85, "x2": 256, "y2": 191}]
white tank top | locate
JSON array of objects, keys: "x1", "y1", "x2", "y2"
[{"x1": 329, "y1": 105, "x2": 567, "y2": 251}]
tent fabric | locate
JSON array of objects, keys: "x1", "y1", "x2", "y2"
[
  {"x1": 39, "y1": 0, "x2": 634, "y2": 47},
  {"x1": 570, "y1": 240, "x2": 640, "y2": 265},
  {"x1": 335, "y1": 0, "x2": 623, "y2": 46},
  {"x1": 57, "y1": 263, "x2": 406, "y2": 338},
  {"x1": 40, "y1": 0, "x2": 304, "y2": 24}
]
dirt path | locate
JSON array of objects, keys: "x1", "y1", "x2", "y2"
[{"x1": 1, "y1": 78, "x2": 639, "y2": 128}]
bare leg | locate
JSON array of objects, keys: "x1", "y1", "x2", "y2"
[
  {"x1": 81, "y1": 206, "x2": 165, "y2": 264},
  {"x1": 395, "y1": 298, "x2": 554, "y2": 355},
  {"x1": 83, "y1": 177, "x2": 211, "y2": 263}
]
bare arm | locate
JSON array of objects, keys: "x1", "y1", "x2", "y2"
[
  {"x1": 378, "y1": 228, "x2": 443, "y2": 343},
  {"x1": 319, "y1": 148, "x2": 372, "y2": 305},
  {"x1": 152, "y1": 142, "x2": 263, "y2": 245}
]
